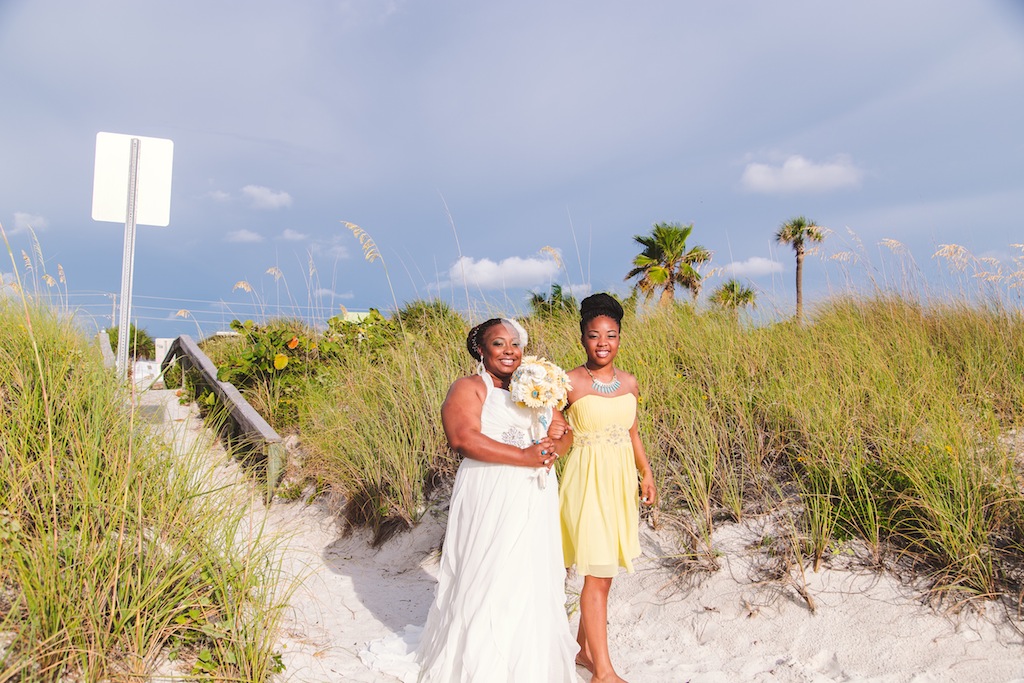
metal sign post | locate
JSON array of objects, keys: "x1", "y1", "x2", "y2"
[
  {"x1": 91, "y1": 131, "x2": 173, "y2": 382},
  {"x1": 114, "y1": 139, "x2": 141, "y2": 380}
]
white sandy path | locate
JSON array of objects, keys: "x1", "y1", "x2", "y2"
[{"x1": 151, "y1": 390, "x2": 1024, "y2": 683}]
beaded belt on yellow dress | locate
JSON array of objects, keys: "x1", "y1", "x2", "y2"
[{"x1": 572, "y1": 424, "x2": 630, "y2": 447}]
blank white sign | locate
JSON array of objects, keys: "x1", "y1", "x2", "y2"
[{"x1": 91, "y1": 132, "x2": 173, "y2": 226}]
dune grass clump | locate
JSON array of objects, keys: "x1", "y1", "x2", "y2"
[
  {"x1": 221, "y1": 285, "x2": 1024, "y2": 605},
  {"x1": 295, "y1": 301, "x2": 468, "y2": 546},
  {"x1": 618, "y1": 297, "x2": 1024, "y2": 599},
  {"x1": 0, "y1": 299, "x2": 284, "y2": 682}
]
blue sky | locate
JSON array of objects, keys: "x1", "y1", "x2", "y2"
[{"x1": 2, "y1": 1, "x2": 1023, "y2": 338}]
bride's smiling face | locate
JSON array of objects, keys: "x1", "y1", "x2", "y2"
[{"x1": 480, "y1": 322, "x2": 523, "y2": 381}]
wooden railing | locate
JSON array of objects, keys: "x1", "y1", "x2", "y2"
[
  {"x1": 96, "y1": 331, "x2": 116, "y2": 368},
  {"x1": 161, "y1": 335, "x2": 284, "y2": 502}
]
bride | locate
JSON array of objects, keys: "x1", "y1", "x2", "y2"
[
  {"x1": 364, "y1": 317, "x2": 579, "y2": 682},
  {"x1": 420, "y1": 317, "x2": 578, "y2": 681}
]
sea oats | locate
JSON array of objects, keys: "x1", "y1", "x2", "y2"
[
  {"x1": 829, "y1": 251, "x2": 854, "y2": 263},
  {"x1": 540, "y1": 245, "x2": 562, "y2": 268},
  {"x1": 344, "y1": 221, "x2": 381, "y2": 263},
  {"x1": 978, "y1": 257, "x2": 1001, "y2": 269},
  {"x1": 233, "y1": 280, "x2": 253, "y2": 293},
  {"x1": 933, "y1": 244, "x2": 971, "y2": 271},
  {"x1": 880, "y1": 238, "x2": 907, "y2": 254},
  {"x1": 973, "y1": 271, "x2": 1003, "y2": 283},
  {"x1": 31, "y1": 230, "x2": 44, "y2": 265}
]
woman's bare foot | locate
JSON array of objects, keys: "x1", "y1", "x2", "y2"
[
  {"x1": 575, "y1": 653, "x2": 594, "y2": 672},
  {"x1": 589, "y1": 674, "x2": 627, "y2": 683}
]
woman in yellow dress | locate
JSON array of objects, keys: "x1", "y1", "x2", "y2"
[{"x1": 558, "y1": 293, "x2": 657, "y2": 683}]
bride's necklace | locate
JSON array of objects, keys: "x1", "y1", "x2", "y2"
[{"x1": 584, "y1": 364, "x2": 621, "y2": 394}]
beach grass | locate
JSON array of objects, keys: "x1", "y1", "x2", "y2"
[
  {"x1": 294, "y1": 302, "x2": 468, "y2": 546},
  {"x1": 8, "y1": 213, "x2": 1024, "y2": 679},
  {"x1": 238, "y1": 291, "x2": 1024, "y2": 607},
  {"x1": 0, "y1": 295, "x2": 285, "y2": 681}
]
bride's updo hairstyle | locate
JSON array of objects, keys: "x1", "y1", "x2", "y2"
[
  {"x1": 466, "y1": 318, "x2": 503, "y2": 360},
  {"x1": 579, "y1": 293, "x2": 624, "y2": 334},
  {"x1": 466, "y1": 317, "x2": 529, "y2": 360}
]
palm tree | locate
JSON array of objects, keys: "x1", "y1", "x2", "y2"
[
  {"x1": 107, "y1": 323, "x2": 155, "y2": 360},
  {"x1": 625, "y1": 222, "x2": 712, "y2": 305},
  {"x1": 775, "y1": 216, "x2": 824, "y2": 321},
  {"x1": 709, "y1": 279, "x2": 756, "y2": 314},
  {"x1": 528, "y1": 283, "x2": 577, "y2": 318}
]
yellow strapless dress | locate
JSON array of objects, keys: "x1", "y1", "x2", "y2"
[{"x1": 559, "y1": 393, "x2": 640, "y2": 578}]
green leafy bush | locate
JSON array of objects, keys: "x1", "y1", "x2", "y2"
[{"x1": 106, "y1": 323, "x2": 155, "y2": 359}]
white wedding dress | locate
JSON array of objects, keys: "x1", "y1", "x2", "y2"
[{"x1": 361, "y1": 371, "x2": 579, "y2": 682}]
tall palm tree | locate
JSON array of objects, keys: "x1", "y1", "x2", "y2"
[
  {"x1": 625, "y1": 222, "x2": 712, "y2": 306},
  {"x1": 775, "y1": 216, "x2": 824, "y2": 321},
  {"x1": 528, "y1": 283, "x2": 576, "y2": 318},
  {"x1": 709, "y1": 279, "x2": 756, "y2": 314}
]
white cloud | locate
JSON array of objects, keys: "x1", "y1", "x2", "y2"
[
  {"x1": 564, "y1": 283, "x2": 592, "y2": 300},
  {"x1": 741, "y1": 155, "x2": 863, "y2": 194},
  {"x1": 311, "y1": 236, "x2": 350, "y2": 259},
  {"x1": 225, "y1": 229, "x2": 264, "y2": 243},
  {"x1": 720, "y1": 256, "x2": 784, "y2": 278},
  {"x1": 313, "y1": 287, "x2": 355, "y2": 300},
  {"x1": 281, "y1": 228, "x2": 308, "y2": 241},
  {"x1": 241, "y1": 185, "x2": 293, "y2": 209},
  {"x1": 447, "y1": 254, "x2": 559, "y2": 290},
  {"x1": 12, "y1": 212, "x2": 48, "y2": 234},
  {"x1": 207, "y1": 190, "x2": 231, "y2": 202}
]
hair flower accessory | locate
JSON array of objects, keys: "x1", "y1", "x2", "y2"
[{"x1": 509, "y1": 356, "x2": 572, "y2": 488}]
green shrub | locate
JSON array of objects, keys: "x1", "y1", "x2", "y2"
[{"x1": 106, "y1": 323, "x2": 155, "y2": 359}]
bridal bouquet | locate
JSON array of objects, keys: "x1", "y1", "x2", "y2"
[{"x1": 509, "y1": 356, "x2": 572, "y2": 488}]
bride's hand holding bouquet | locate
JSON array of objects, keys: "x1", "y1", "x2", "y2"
[{"x1": 509, "y1": 356, "x2": 572, "y2": 488}]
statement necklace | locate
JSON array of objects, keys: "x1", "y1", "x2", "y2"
[{"x1": 584, "y1": 365, "x2": 621, "y2": 394}]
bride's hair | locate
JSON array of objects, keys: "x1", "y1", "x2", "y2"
[
  {"x1": 579, "y1": 292, "x2": 623, "y2": 333},
  {"x1": 466, "y1": 318, "x2": 528, "y2": 360},
  {"x1": 467, "y1": 318, "x2": 503, "y2": 360}
]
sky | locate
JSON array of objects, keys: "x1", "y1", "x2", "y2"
[{"x1": 2, "y1": 1, "x2": 1023, "y2": 338}]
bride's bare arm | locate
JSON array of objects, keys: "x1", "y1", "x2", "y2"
[{"x1": 441, "y1": 376, "x2": 553, "y2": 468}]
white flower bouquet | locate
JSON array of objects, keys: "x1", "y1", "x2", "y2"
[{"x1": 509, "y1": 356, "x2": 572, "y2": 488}]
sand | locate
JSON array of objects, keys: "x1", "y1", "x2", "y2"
[{"x1": 152, "y1": 390, "x2": 1024, "y2": 683}]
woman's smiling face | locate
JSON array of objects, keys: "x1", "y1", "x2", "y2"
[
  {"x1": 480, "y1": 321, "x2": 523, "y2": 381},
  {"x1": 582, "y1": 315, "x2": 620, "y2": 368}
]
